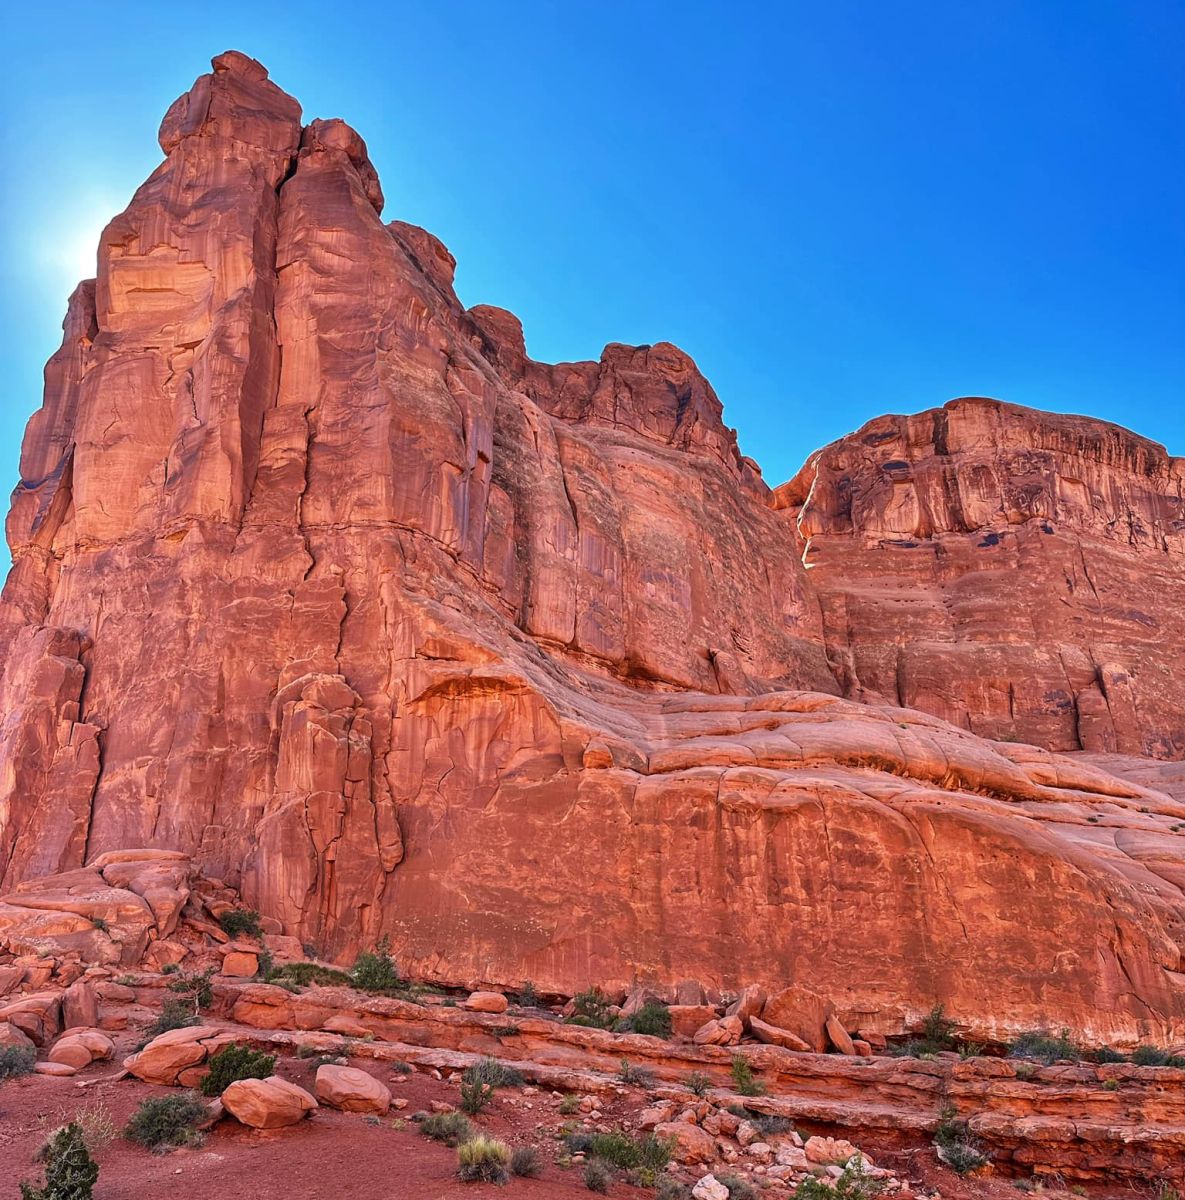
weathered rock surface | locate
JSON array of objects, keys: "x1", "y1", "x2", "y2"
[
  {"x1": 0, "y1": 51, "x2": 1182, "y2": 1051},
  {"x1": 222, "y1": 1075, "x2": 317, "y2": 1128},
  {"x1": 313, "y1": 1063, "x2": 390, "y2": 1113}
]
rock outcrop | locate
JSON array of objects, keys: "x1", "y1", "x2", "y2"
[{"x1": 1, "y1": 51, "x2": 1183, "y2": 1047}]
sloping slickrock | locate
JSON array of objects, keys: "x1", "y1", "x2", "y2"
[{"x1": 0, "y1": 51, "x2": 1181, "y2": 1048}]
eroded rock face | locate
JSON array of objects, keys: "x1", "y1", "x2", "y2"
[
  {"x1": 1, "y1": 52, "x2": 1183, "y2": 1045},
  {"x1": 777, "y1": 399, "x2": 1185, "y2": 757}
]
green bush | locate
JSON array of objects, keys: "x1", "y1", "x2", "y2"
[
  {"x1": 518, "y1": 980, "x2": 540, "y2": 1008},
  {"x1": 618, "y1": 1058, "x2": 655, "y2": 1088},
  {"x1": 565, "y1": 986, "x2": 616, "y2": 1029},
  {"x1": 510, "y1": 1145, "x2": 542, "y2": 1177},
  {"x1": 934, "y1": 1105, "x2": 988, "y2": 1175},
  {"x1": 199, "y1": 1042, "x2": 276, "y2": 1096},
  {"x1": 124, "y1": 1092, "x2": 208, "y2": 1152},
  {"x1": 457, "y1": 1135, "x2": 510, "y2": 1184},
  {"x1": 1008, "y1": 1029, "x2": 1078, "y2": 1064},
  {"x1": 0, "y1": 1044, "x2": 37, "y2": 1081},
  {"x1": 266, "y1": 961, "x2": 353, "y2": 988},
  {"x1": 1130, "y1": 1045, "x2": 1185, "y2": 1067},
  {"x1": 616, "y1": 1000, "x2": 672, "y2": 1038},
  {"x1": 165, "y1": 968, "x2": 214, "y2": 1012},
  {"x1": 460, "y1": 1075, "x2": 494, "y2": 1115},
  {"x1": 20, "y1": 1123, "x2": 98, "y2": 1200},
  {"x1": 462, "y1": 1056, "x2": 524, "y2": 1089},
  {"x1": 144, "y1": 1000, "x2": 199, "y2": 1038},
  {"x1": 565, "y1": 1130, "x2": 672, "y2": 1173},
  {"x1": 718, "y1": 1174, "x2": 759, "y2": 1200},
  {"x1": 656, "y1": 1180, "x2": 692, "y2": 1200},
  {"x1": 730, "y1": 1054, "x2": 765, "y2": 1096},
  {"x1": 583, "y1": 1160, "x2": 610, "y2": 1193},
  {"x1": 748, "y1": 1112, "x2": 794, "y2": 1138},
  {"x1": 420, "y1": 1110, "x2": 473, "y2": 1146},
  {"x1": 1090, "y1": 1046, "x2": 1126, "y2": 1064},
  {"x1": 685, "y1": 1070, "x2": 712, "y2": 1096},
  {"x1": 351, "y1": 936, "x2": 403, "y2": 993},
  {"x1": 218, "y1": 908, "x2": 262, "y2": 938},
  {"x1": 794, "y1": 1159, "x2": 885, "y2": 1198}
]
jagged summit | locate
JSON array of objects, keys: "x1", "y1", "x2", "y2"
[{"x1": 1, "y1": 53, "x2": 1183, "y2": 1049}]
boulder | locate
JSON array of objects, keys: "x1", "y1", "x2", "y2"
[
  {"x1": 463, "y1": 991, "x2": 508, "y2": 1014},
  {"x1": 314, "y1": 1064, "x2": 390, "y2": 1114},
  {"x1": 761, "y1": 986, "x2": 834, "y2": 1054},
  {"x1": 655, "y1": 1120, "x2": 716, "y2": 1165},
  {"x1": 692, "y1": 1175, "x2": 730, "y2": 1200},
  {"x1": 825, "y1": 1015, "x2": 857, "y2": 1056},
  {"x1": 124, "y1": 1025, "x2": 233, "y2": 1085},
  {"x1": 62, "y1": 979, "x2": 98, "y2": 1030},
  {"x1": 0, "y1": 1020, "x2": 34, "y2": 1048},
  {"x1": 221, "y1": 951, "x2": 259, "y2": 977},
  {"x1": 692, "y1": 1015, "x2": 742, "y2": 1046},
  {"x1": 48, "y1": 1029, "x2": 114, "y2": 1069},
  {"x1": 34, "y1": 1061, "x2": 78, "y2": 1077},
  {"x1": 0, "y1": 993, "x2": 61, "y2": 1045},
  {"x1": 804, "y1": 1135, "x2": 861, "y2": 1165},
  {"x1": 222, "y1": 1075, "x2": 318, "y2": 1128},
  {"x1": 725, "y1": 985, "x2": 768, "y2": 1025},
  {"x1": 749, "y1": 1015, "x2": 812, "y2": 1053},
  {"x1": 669, "y1": 1005, "x2": 720, "y2": 1039},
  {"x1": 322, "y1": 1013, "x2": 370, "y2": 1037}
]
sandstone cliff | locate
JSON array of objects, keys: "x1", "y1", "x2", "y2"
[{"x1": 2, "y1": 51, "x2": 1183, "y2": 1045}]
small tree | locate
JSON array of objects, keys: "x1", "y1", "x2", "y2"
[
  {"x1": 21, "y1": 1123, "x2": 98, "y2": 1200},
  {"x1": 351, "y1": 936, "x2": 403, "y2": 993}
]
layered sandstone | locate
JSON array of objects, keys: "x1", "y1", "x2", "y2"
[{"x1": 1, "y1": 52, "x2": 1183, "y2": 1046}]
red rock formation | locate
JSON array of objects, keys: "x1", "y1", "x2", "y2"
[
  {"x1": 778, "y1": 399, "x2": 1185, "y2": 757},
  {"x1": 1, "y1": 52, "x2": 1183, "y2": 1045}
]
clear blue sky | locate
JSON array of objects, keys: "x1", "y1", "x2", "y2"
[{"x1": 2, "y1": 0, "x2": 1181, "y2": 533}]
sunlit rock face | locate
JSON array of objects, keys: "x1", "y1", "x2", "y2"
[{"x1": 2, "y1": 51, "x2": 1183, "y2": 1045}]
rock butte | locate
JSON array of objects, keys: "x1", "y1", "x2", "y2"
[{"x1": 1, "y1": 50, "x2": 1183, "y2": 1048}]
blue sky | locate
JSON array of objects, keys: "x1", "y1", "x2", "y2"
[{"x1": 1, "y1": 0, "x2": 1181, "y2": 534}]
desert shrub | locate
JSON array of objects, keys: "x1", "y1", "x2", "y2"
[
  {"x1": 518, "y1": 980, "x2": 540, "y2": 1008},
  {"x1": 124, "y1": 1092, "x2": 207, "y2": 1152},
  {"x1": 457, "y1": 1135, "x2": 510, "y2": 1184},
  {"x1": 559, "y1": 1094, "x2": 580, "y2": 1114},
  {"x1": 166, "y1": 967, "x2": 214, "y2": 1012},
  {"x1": 748, "y1": 1112, "x2": 794, "y2": 1138},
  {"x1": 616, "y1": 1001, "x2": 672, "y2": 1039},
  {"x1": 462, "y1": 1056, "x2": 524, "y2": 1089},
  {"x1": 794, "y1": 1159, "x2": 885, "y2": 1198},
  {"x1": 351, "y1": 936, "x2": 403, "y2": 994},
  {"x1": 510, "y1": 1145, "x2": 542, "y2": 1177},
  {"x1": 144, "y1": 1000, "x2": 199, "y2": 1038},
  {"x1": 1008, "y1": 1029, "x2": 1078, "y2": 1064},
  {"x1": 20, "y1": 1122, "x2": 98, "y2": 1200},
  {"x1": 1090, "y1": 1046, "x2": 1127, "y2": 1064},
  {"x1": 1130, "y1": 1045, "x2": 1185, "y2": 1067},
  {"x1": 730, "y1": 1054, "x2": 765, "y2": 1096},
  {"x1": 565, "y1": 986, "x2": 616, "y2": 1029},
  {"x1": 1102, "y1": 1078, "x2": 1120, "y2": 1091},
  {"x1": 218, "y1": 908, "x2": 262, "y2": 938},
  {"x1": 685, "y1": 1071, "x2": 712, "y2": 1096},
  {"x1": 618, "y1": 1059, "x2": 655, "y2": 1088},
  {"x1": 656, "y1": 1181, "x2": 692, "y2": 1200},
  {"x1": 566, "y1": 1130, "x2": 672, "y2": 1173},
  {"x1": 421, "y1": 1110, "x2": 473, "y2": 1146},
  {"x1": 160, "y1": 963, "x2": 179, "y2": 975},
  {"x1": 719, "y1": 1174, "x2": 759, "y2": 1200},
  {"x1": 921, "y1": 1003, "x2": 957, "y2": 1049},
  {"x1": 37, "y1": 1104, "x2": 116, "y2": 1161},
  {"x1": 267, "y1": 961, "x2": 354, "y2": 988},
  {"x1": 460, "y1": 1075, "x2": 495, "y2": 1115},
  {"x1": 583, "y1": 1160, "x2": 611, "y2": 1193},
  {"x1": 90, "y1": 916, "x2": 109, "y2": 934},
  {"x1": 199, "y1": 1042, "x2": 276, "y2": 1096},
  {"x1": 934, "y1": 1105, "x2": 988, "y2": 1175},
  {"x1": 0, "y1": 1044, "x2": 37, "y2": 1081}
]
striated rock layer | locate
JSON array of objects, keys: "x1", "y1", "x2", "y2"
[{"x1": 2, "y1": 51, "x2": 1183, "y2": 1045}]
